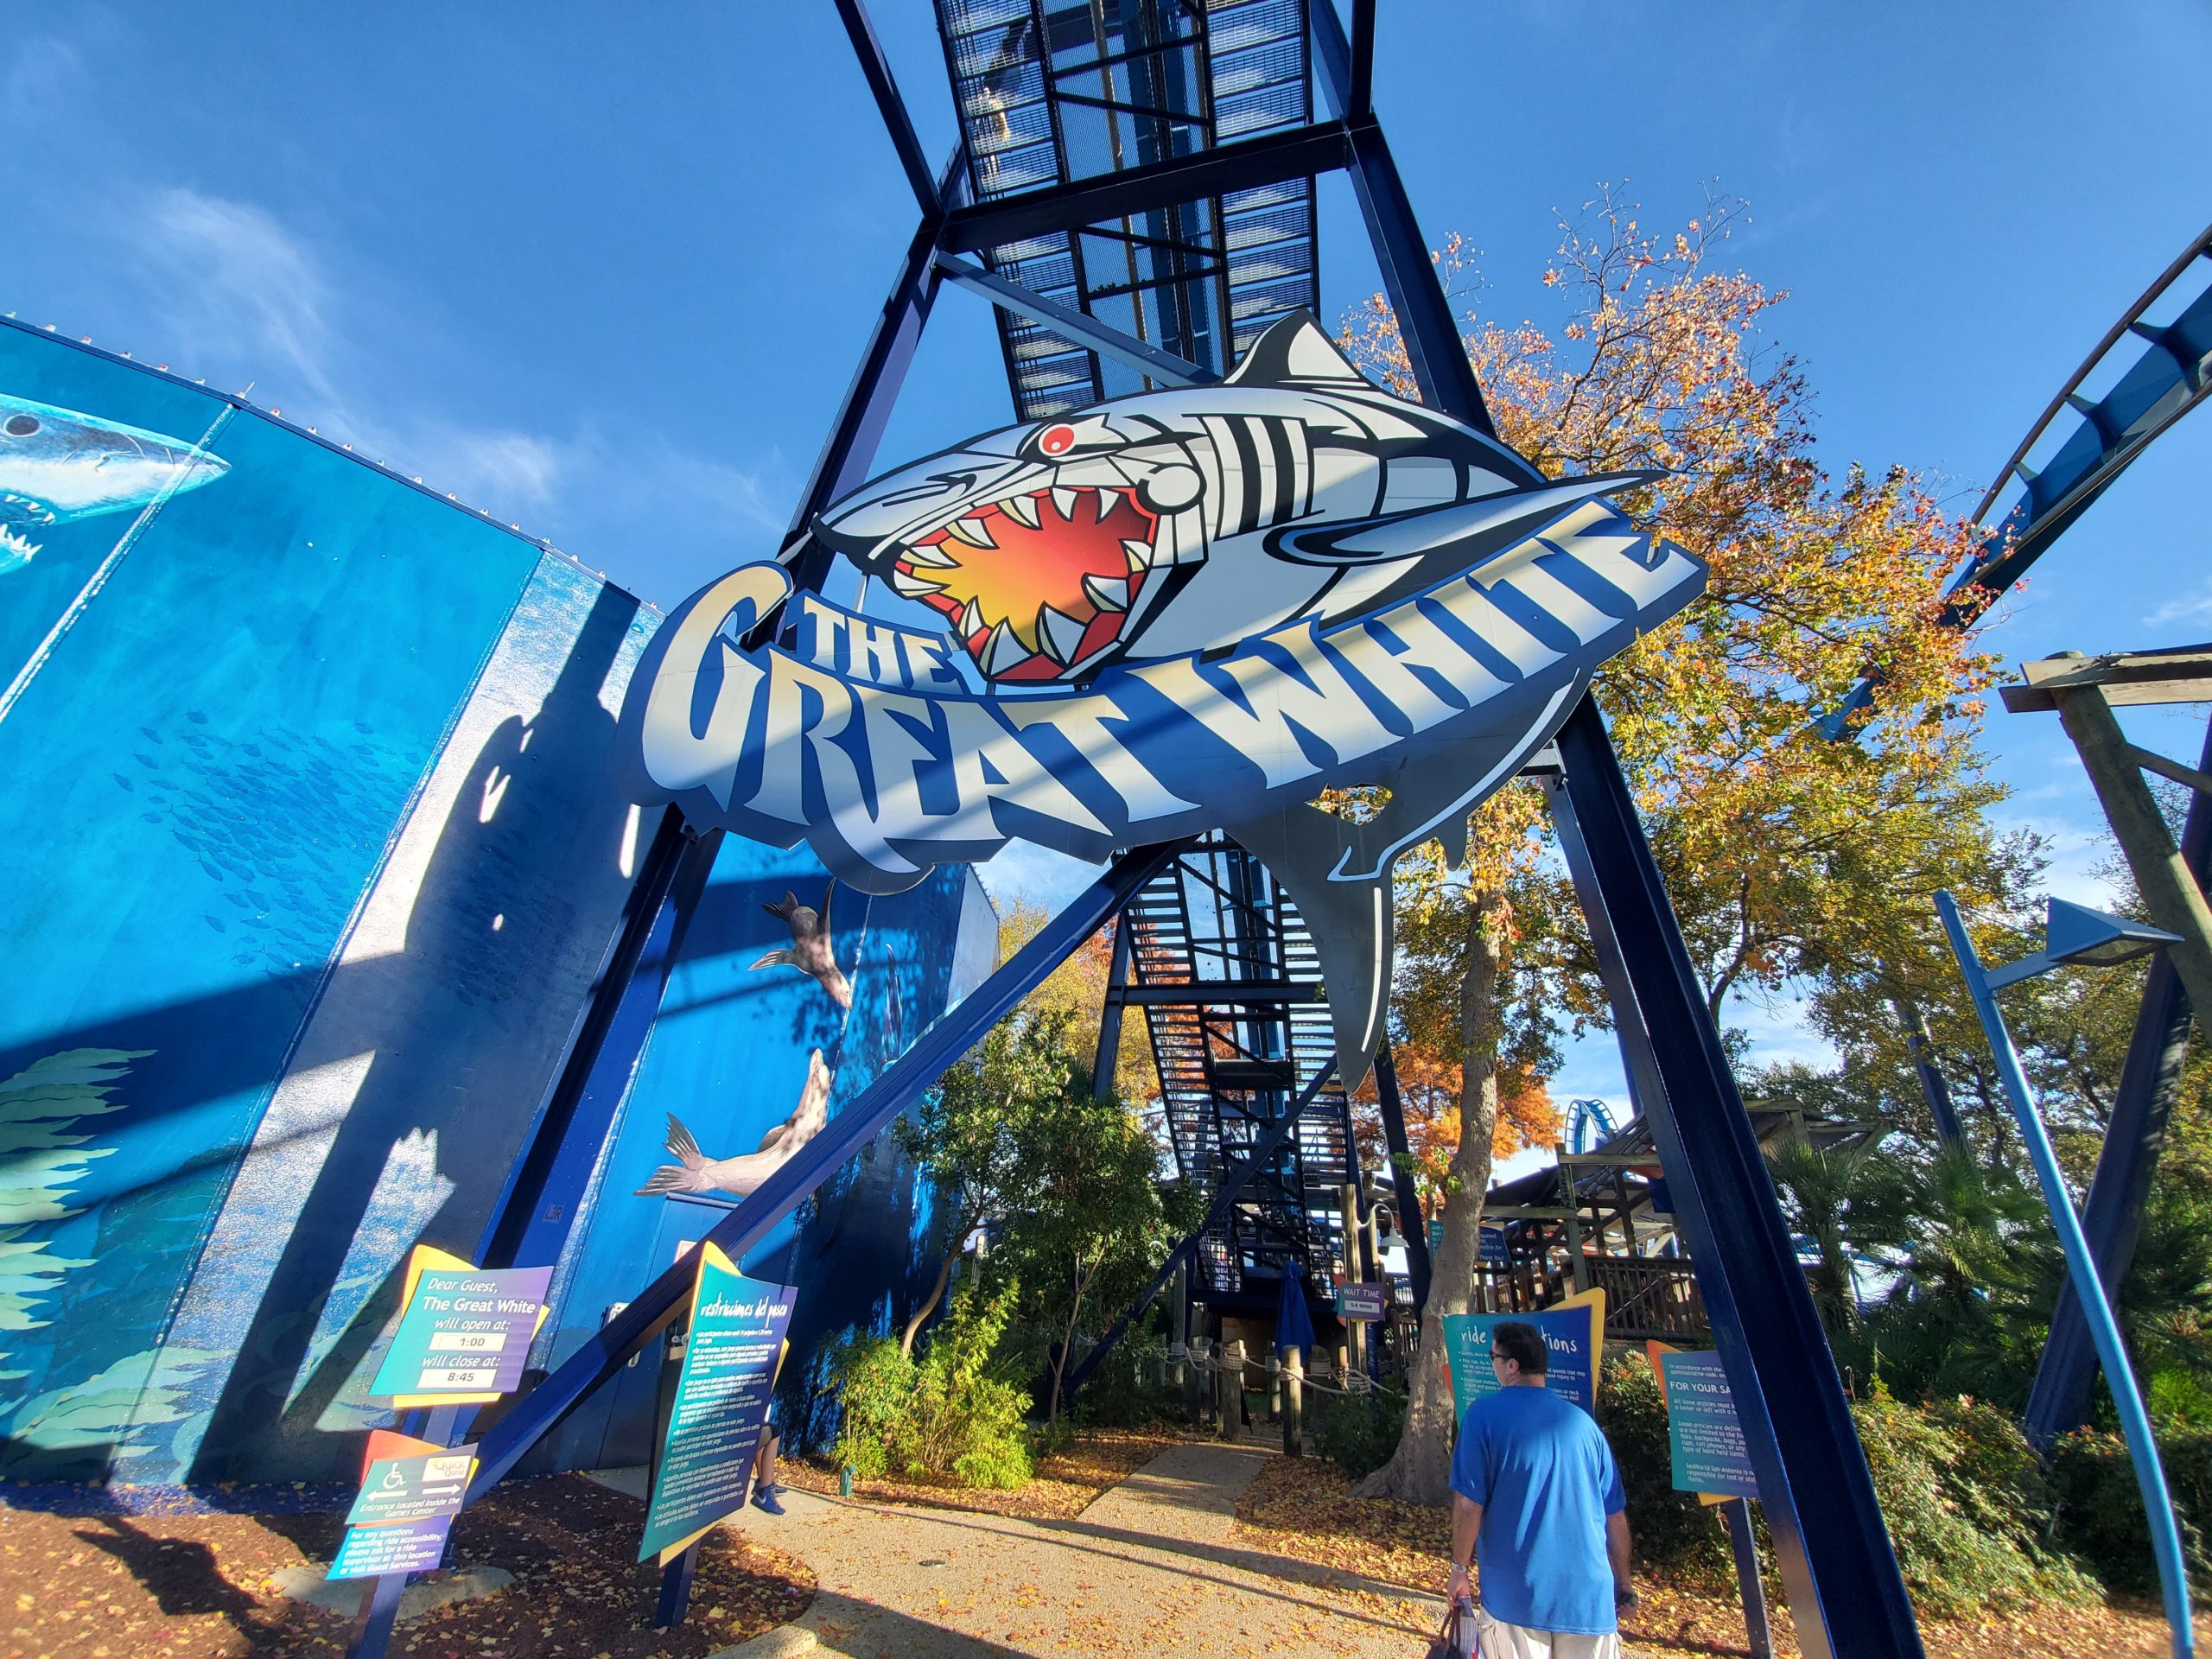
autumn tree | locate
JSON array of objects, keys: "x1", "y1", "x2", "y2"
[
  {"x1": 995, "y1": 899, "x2": 1160, "y2": 1107},
  {"x1": 1345, "y1": 193, "x2": 2022, "y2": 1504}
]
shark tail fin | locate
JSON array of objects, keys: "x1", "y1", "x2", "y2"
[
  {"x1": 763, "y1": 892, "x2": 801, "y2": 922},
  {"x1": 749, "y1": 947, "x2": 798, "y2": 971},
  {"x1": 1224, "y1": 805, "x2": 1395, "y2": 1096}
]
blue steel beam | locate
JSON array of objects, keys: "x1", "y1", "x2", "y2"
[
  {"x1": 934, "y1": 253, "x2": 1213, "y2": 387},
  {"x1": 1371, "y1": 1046, "x2": 1433, "y2": 1313},
  {"x1": 2025, "y1": 714, "x2": 2212, "y2": 1445},
  {"x1": 1310, "y1": 2, "x2": 1505, "y2": 445},
  {"x1": 467, "y1": 839, "x2": 1192, "y2": 1499},
  {"x1": 1560, "y1": 699, "x2": 1923, "y2": 1659},
  {"x1": 832, "y1": 0, "x2": 942, "y2": 220},
  {"x1": 938, "y1": 119, "x2": 1353, "y2": 255}
]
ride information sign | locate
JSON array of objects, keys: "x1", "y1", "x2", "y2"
[
  {"x1": 370, "y1": 1249, "x2": 552, "y2": 1404},
  {"x1": 1659, "y1": 1348, "x2": 1759, "y2": 1501},
  {"x1": 328, "y1": 1432, "x2": 478, "y2": 1580},
  {"x1": 1336, "y1": 1281, "x2": 1388, "y2": 1321},
  {"x1": 1442, "y1": 1288, "x2": 1605, "y2": 1415},
  {"x1": 639, "y1": 1244, "x2": 796, "y2": 1564}
]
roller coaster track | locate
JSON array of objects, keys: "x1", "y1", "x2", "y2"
[{"x1": 1820, "y1": 221, "x2": 2212, "y2": 736}]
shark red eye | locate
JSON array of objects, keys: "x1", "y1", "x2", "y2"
[
  {"x1": 1039, "y1": 424, "x2": 1075, "y2": 456},
  {"x1": 3, "y1": 416, "x2": 38, "y2": 437}
]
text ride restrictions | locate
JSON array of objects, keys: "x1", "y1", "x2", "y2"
[{"x1": 639, "y1": 1244, "x2": 797, "y2": 1562}]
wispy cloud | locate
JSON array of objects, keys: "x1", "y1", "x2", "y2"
[
  {"x1": 2144, "y1": 582, "x2": 2212, "y2": 629},
  {"x1": 140, "y1": 188, "x2": 340, "y2": 409},
  {"x1": 82, "y1": 183, "x2": 785, "y2": 570}
]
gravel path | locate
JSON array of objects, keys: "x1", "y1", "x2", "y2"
[{"x1": 699, "y1": 1440, "x2": 1441, "y2": 1657}]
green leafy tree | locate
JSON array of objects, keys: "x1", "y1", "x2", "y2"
[
  {"x1": 896, "y1": 1009, "x2": 1082, "y2": 1355},
  {"x1": 995, "y1": 1077, "x2": 1192, "y2": 1425}
]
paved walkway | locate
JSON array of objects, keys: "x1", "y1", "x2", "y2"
[{"x1": 663, "y1": 1440, "x2": 1443, "y2": 1657}]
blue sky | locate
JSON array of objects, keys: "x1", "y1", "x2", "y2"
[{"x1": 8, "y1": 3, "x2": 2209, "y2": 1148}]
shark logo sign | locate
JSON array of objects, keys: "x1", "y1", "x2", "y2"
[{"x1": 624, "y1": 315, "x2": 1705, "y2": 1079}]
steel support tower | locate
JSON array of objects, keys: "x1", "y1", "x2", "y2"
[{"x1": 399, "y1": 10, "x2": 1941, "y2": 1659}]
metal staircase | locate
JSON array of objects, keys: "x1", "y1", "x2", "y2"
[{"x1": 1113, "y1": 836, "x2": 1357, "y2": 1300}]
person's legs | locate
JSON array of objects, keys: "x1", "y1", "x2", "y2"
[{"x1": 750, "y1": 1416, "x2": 786, "y2": 1514}]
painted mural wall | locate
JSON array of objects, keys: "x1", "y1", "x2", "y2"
[
  {"x1": 0, "y1": 320, "x2": 660, "y2": 1484},
  {"x1": 0, "y1": 320, "x2": 995, "y2": 1488},
  {"x1": 533, "y1": 845, "x2": 995, "y2": 1473}
]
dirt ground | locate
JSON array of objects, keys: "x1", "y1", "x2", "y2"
[
  {"x1": 1230, "y1": 1453, "x2": 2202, "y2": 1659},
  {"x1": 0, "y1": 1472, "x2": 812, "y2": 1659},
  {"x1": 778, "y1": 1424, "x2": 1207, "y2": 1523}
]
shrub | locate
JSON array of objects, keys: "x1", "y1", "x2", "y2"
[
  {"x1": 2050, "y1": 1421, "x2": 2212, "y2": 1592},
  {"x1": 1850, "y1": 1386, "x2": 2095, "y2": 1616},
  {"x1": 826, "y1": 1333, "x2": 916, "y2": 1481},
  {"x1": 1310, "y1": 1384, "x2": 1406, "y2": 1478},
  {"x1": 1076, "y1": 1328, "x2": 1177, "y2": 1428},
  {"x1": 826, "y1": 1279, "x2": 1036, "y2": 1490}
]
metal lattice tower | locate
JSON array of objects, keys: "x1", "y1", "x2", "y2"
[
  {"x1": 934, "y1": 0, "x2": 1318, "y2": 416},
  {"x1": 1117, "y1": 839, "x2": 1357, "y2": 1295}
]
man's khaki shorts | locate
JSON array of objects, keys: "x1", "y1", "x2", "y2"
[{"x1": 1471, "y1": 1604, "x2": 1624, "y2": 1659}]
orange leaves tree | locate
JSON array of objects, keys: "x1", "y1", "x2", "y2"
[{"x1": 1345, "y1": 193, "x2": 2027, "y2": 1504}]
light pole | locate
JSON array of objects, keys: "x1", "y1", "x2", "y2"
[{"x1": 1935, "y1": 891, "x2": 2196, "y2": 1659}]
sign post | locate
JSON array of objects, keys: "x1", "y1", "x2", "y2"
[
  {"x1": 347, "y1": 1249, "x2": 550, "y2": 1659},
  {"x1": 1651, "y1": 1341, "x2": 1770, "y2": 1658}
]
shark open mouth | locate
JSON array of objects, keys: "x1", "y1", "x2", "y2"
[{"x1": 884, "y1": 484, "x2": 1160, "y2": 682}]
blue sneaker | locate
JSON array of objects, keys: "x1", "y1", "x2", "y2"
[{"x1": 751, "y1": 1486, "x2": 786, "y2": 1516}]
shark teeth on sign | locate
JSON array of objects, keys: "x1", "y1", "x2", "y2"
[
  {"x1": 1051, "y1": 487, "x2": 1080, "y2": 522},
  {"x1": 1000, "y1": 493, "x2": 1040, "y2": 530},
  {"x1": 1122, "y1": 539, "x2": 1152, "y2": 574},
  {"x1": 982, "y1": 620, "x2": 1029, "y2": 677},
  {"x1": 961, "y1": 599, "x2": 986, "y2": 638},
  {"x1": 889, "y1": 566, "x2": 944, "y2": 598},
  {"x1": 947, "y1": 516, "x2": 996, "y2": 550},
  {"x1": 1036, "y1": 605, "x2": 1087, "y2": 664},
  {"x1": 905, "y1": 540, "x2": 958, "y2": 569},
  {"x1": 1084, "y1": 572, "x2": 1130, "y2": 613}
]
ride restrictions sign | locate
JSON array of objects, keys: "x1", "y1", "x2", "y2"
[
  {"x1": 370, "y1": 1247, "x2": 552, "y2": 1405},
  {"x1": 327, "y1": 1431, "x2": 479, "y2": 1580},
  {"x1": 1442, "y1": 1288, "x2": 1606, "y2": 1415},
  {"x1": 639, "y1": 1244, "x2": 796, "y2": 1564}
]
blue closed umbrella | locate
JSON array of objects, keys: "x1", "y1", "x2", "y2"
[{"x1": 1274, "y1": 1268, "x2": 1316, "y2": 1359}]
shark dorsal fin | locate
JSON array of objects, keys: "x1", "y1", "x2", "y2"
[{"x1": 1222, "y1": 311, "x2": 1368, "y2": 388}]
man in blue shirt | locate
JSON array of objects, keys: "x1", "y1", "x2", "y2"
[{"x1": 1446, "y1": 1320, "x2": 1634, "y2": 1657}]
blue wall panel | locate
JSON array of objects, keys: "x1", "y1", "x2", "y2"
[
  {"x1": 535, "y1": 848, "x2": 995, "y2": 1473},
  {"x1": 0, "y1": 324, "x2": 647, "y2": 1484}
]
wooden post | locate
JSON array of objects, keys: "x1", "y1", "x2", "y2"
[
  {"x1": 1557, "y1": 1159, "x2": 1592, "y2": 1300},
  {"x1": 2052, "y1": 681, "x2": 2212, "y2": 1018},
  {"x1": 1220, "y1": 1339, "x2": 1244, "y2": 1438},
  {"x1": 1283, "y1": 1346, "x2": 1305, "y2": 1458}
]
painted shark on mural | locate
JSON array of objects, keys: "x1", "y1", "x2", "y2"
[
  {"x1": 626, "y1": 313, "x2": 1708, "y2": 1084},
  {"x1": 750, "y1": 884, "x2": 853, "y2": 1010},
  {"x1": 0, "y1": 393, "x2": 230, "y2": 572},
  {"x1": 635, "y1": 1048, "x2": 835, "y2": 1200}
]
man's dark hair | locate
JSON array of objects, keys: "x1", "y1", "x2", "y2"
[{"x1": 1492, "y1": 1320, "x2": 1548, "y2": 1375}]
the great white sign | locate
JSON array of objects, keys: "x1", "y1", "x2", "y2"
[{"x1": 623, "y1": 315, "x2": 1704, "y2": 1082}]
